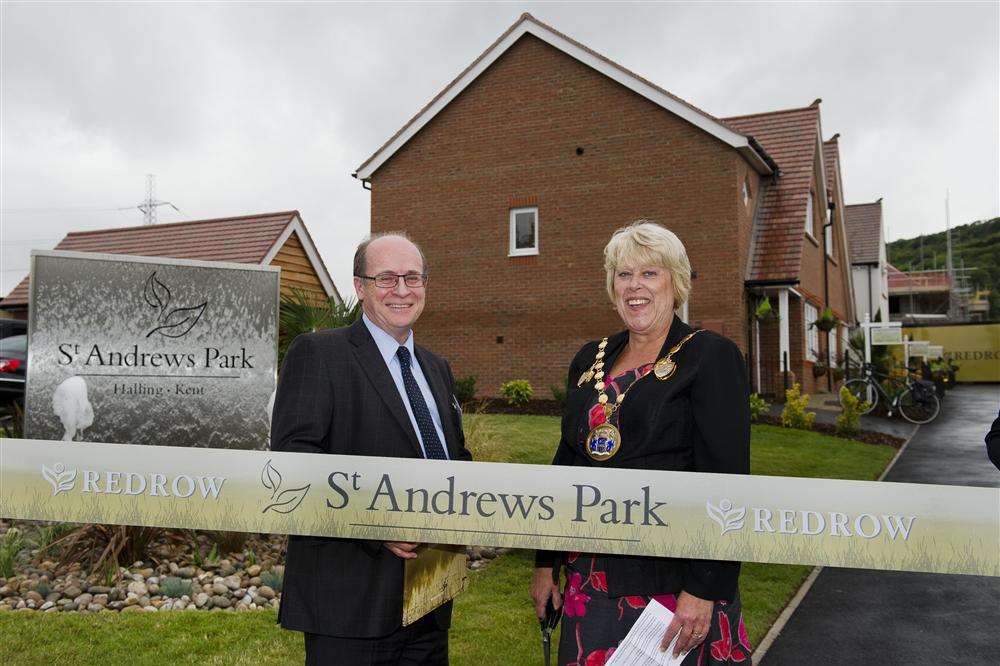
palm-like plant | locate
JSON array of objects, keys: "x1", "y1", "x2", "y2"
[{"x1": 278, "y1": 288, "x2": 361, "y2": 363}]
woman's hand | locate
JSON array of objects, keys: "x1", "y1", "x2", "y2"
[
  {"x1": 531, "y1": 566, "x2": 562, "y2": 619},
  {"x1": 660, "y1": 591, "x2": 713, "y2": 657}
]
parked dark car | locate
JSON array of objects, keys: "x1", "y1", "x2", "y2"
[{"x1": 0, "y1": 319, "x2": 27, "y2": 405}]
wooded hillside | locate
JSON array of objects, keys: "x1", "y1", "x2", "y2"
[{"x1": 887, "y1": 217, "x2": 1000, "y2": 319}]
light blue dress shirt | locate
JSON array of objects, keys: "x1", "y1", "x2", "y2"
[{"x1": 362, "y1": 313, "x2": 449, "y2": 459}]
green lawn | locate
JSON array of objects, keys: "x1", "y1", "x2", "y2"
[{"x1": 1, "y1": 417, "x2": 895, "y2": 664}]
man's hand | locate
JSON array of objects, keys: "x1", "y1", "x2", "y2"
[
  {"x1": 531, "y1": 567, "x2": 562, "y2": 619},
  {"x1": 660, "y1": 591, "x2": 713, "y2": 657},
  {"x1": 384, "y1": 542, "x2": 420, "y2": 559}
]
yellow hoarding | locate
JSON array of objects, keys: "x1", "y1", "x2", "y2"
[{"x1": 903, "y1": 323, "x2": 1000, "y2": 382}]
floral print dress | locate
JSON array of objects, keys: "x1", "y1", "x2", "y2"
[{"x1": 558, "y1": 365, "x2": 752, "y2": 666}]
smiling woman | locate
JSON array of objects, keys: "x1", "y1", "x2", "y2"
[{"x1": 531, "y1": 220, "x2": 752, "y2": 666}]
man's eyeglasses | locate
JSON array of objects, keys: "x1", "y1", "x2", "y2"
[{"x1": 355, "y1": 272, "x2": 429, "y2": 289}]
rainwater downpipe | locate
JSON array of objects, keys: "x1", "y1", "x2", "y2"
[{"x1": 823, "y1": 204, "x2": 835, "y2": 391}]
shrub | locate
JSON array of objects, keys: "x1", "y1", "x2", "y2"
[
  {"x1": 749, "y1": 393, "x2": 770, "y2": 422},
  {"x1": 206, "y1": 530, "x2": 248, "y2": 556},
  {"x1": 550, "y1": 384, "x2": 567, "y2": 408},
  {"x1": 50, "y1": 524, "x2": 162, "y2": 574},
  {"x1": 32, "y1": 521, "x2": 77, "y2": 558},
  {"x1": 836, "y1": 385, "x2": 870, "y2": 436},
  {"x1": 160, "y1": 576, "x2": 193, "y2": 599},
  {"x1": 453, "y1": 375, "x2": 477, "y2": 405},
  {"x1": 499, "y1": 380, "x2": 533, "y2": 406},
  {"x1": 261, "y1": 566, "x2": 284, "y2": 592},
  {"x1": 279, "y1": 290, "x2": 360, "y2": 364},
  {"x1": 780, "y1": 383, "x2": 816, "y2": 430},
  {"x1": 0, "y1": 527, "x2": 24, "y2": 578}
]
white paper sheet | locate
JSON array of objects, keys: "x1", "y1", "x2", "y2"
[{"x1": 604, "y1": 599, "x2": 689, "y2": 666}]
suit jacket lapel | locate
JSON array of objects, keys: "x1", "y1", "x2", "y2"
[
  {"x1": 414, "y1": 346, "x2": 458, "y2": 455},
  {"x1": 347, "y1": 320, "x2": 423, "y2": 457}
]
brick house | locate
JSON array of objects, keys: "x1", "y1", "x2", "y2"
[
  {"x1": 1, "y1": 211, "x2": 341, "y2": 320},
  {"x1": 354, "y1": 13, "x2": 855, "y2": 398}
]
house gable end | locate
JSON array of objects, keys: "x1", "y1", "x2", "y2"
[{"x1": 354, "y1": 14, "x2": 773, "y2": 181}]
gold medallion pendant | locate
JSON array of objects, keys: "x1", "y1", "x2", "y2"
[
  {"x1": 577, "y1": 369, "x2": 594, "y2": 387},
  {"x1": 654, "y1": 357, "x2": 677, "y2": 381},
  {"x1": 585, "y1": 423, "x2": 621, "y2": 461}
]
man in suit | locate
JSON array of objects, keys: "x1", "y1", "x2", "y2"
[
  {"x1": 986, "y1": 408, "x2": 1000, "y2": 471},
  {"x1": 271, "y1": 232, "x2": 471, "y2": 665}
]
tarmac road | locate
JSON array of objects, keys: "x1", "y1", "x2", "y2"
[{"x1": 761, "y1": 384, "x2": 1000, "y2": 665}]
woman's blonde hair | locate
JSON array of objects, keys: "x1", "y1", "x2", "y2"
[{"x1": 603, "y1": 220, "x2": 692, "y2": 308}]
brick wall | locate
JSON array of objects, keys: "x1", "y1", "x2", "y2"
[{"x1": 369, "y1": 34, "x2": 750, "y2": 396}]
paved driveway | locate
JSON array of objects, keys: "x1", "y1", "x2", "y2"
[{"x1": 761, "y1": 384, "x2": 1000, "y2": 665}]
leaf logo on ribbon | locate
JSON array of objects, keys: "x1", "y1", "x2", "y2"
[
  {"x1": 142, "y1": 271, "x2": 208, "y2": 339},
  {"x1": 706, "y1": 499, "x2": 746, "y2": 535},
  {"x1": 260, "y1": 459, "x2": 310, "y2": 514},
  {"x1": 41, "y1": 463, "x2": 77, "y2": 496}
]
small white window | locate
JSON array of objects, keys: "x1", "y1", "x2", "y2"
[
  {"x1": 509, "y1": 206, "x2": 538, "y2": 256},
  {"x1": 805, "y1": 192, "x2": 814, "y2": 237},
  {"x1": 825, "y1": 211, "x2": 834, "y2": 257},
  {"x1": 827, "y1": 327, "x2": 837, "y2": 362},
  {"x1": 742, "y1": 179, "x2": 751, "y2": 206},
  {"x1": 804, "y1": 302, "x2": 819, "y2": 361}
]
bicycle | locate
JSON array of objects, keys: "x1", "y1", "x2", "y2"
[{"x1": 840, "y1": 362, "x2": 941, "y2": 425}]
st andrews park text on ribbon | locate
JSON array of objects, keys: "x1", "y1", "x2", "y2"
[{"x1": 1, "y1": 438, "x2": 997, "y2": 577}]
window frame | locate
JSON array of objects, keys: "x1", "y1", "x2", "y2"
[
  {"x1": 805, "y1": 191, "x2": 816, "y2": 239},
  {"x1": 508, "y1": 206, "x2": 539, "y2": 257},
  {"x1": 804, "y1": 301, "x2": 819, "y2": 362},
  {"x1": 824, "y1": 209, "x2": 834, "y2": 258}
]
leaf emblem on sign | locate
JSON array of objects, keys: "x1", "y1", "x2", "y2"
[
  {"x1": 146, "y1": 302, "x2": 207, "y2": 338},
  {"x1": 41, "y1": 463, "x2": 77, "y2": 496},
  {"x1": 262, "y1": 485, "x2": 311, "y2": 514},
  {"x1": 706, "y1": 499, "x2": 746, "y2": 535},
  {"x1": 261, "y1": 459, "x2": 282, "y2": 499},
  {"x1": 143, "y1": 271, "x2": 172, "y2": 312},
  {"x1": 260, "y1": 459, "x2": 310, "y2": 514}
]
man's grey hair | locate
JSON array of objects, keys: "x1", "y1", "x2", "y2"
[{"x1": 352, "y1": 232, "x2": 428, "y2": 277}]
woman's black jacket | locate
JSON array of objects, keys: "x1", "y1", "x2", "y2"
[{"x1": 535, "y1": 315, "x2": 751, "y2": 601}]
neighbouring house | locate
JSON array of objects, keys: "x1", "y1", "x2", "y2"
[
  {"x1": 845, "y1": 200, "x2": 890, "y2": 323},
  {"x1": 0, "y1": 211, "x2": 340, "y2": 321},
  {"x1": 888, "y1": 264, "x2": 952, "y2": 323},
  {"x1": 353, "y1": 13, "x2": 855, "y2": 398},
  {"x1": 725, "y1": 106, "x2": 856, "y2": 396}
]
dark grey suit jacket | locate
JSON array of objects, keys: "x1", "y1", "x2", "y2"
[{"x1": 270, "y1": 319, "x2": 471, "y2": 638}]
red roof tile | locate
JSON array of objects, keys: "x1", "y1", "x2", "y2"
[
  {"x1": 844, "y1": 201, "x2": 883, "y2": 265},
  {"x1": 822, "y1": 135, "x2": 841, "y2": 202},
  {"x1": 725, "y1": 105, "x2": 822, "y2": 282},
  {"x1": 2, "y1": 211, "x2": 298, "y2": 307}
]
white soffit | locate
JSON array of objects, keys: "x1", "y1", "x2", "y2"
[
  {"x1": 262, "y1": 216, "x2": 342, "y2": 303},
  {"x1": 354, "y1": 15, "x2": 773, "y2": 180}
]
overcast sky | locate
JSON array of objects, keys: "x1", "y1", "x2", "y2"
[{"x1": 2, "y1": 1, "x2": 997, "y2": 297}]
